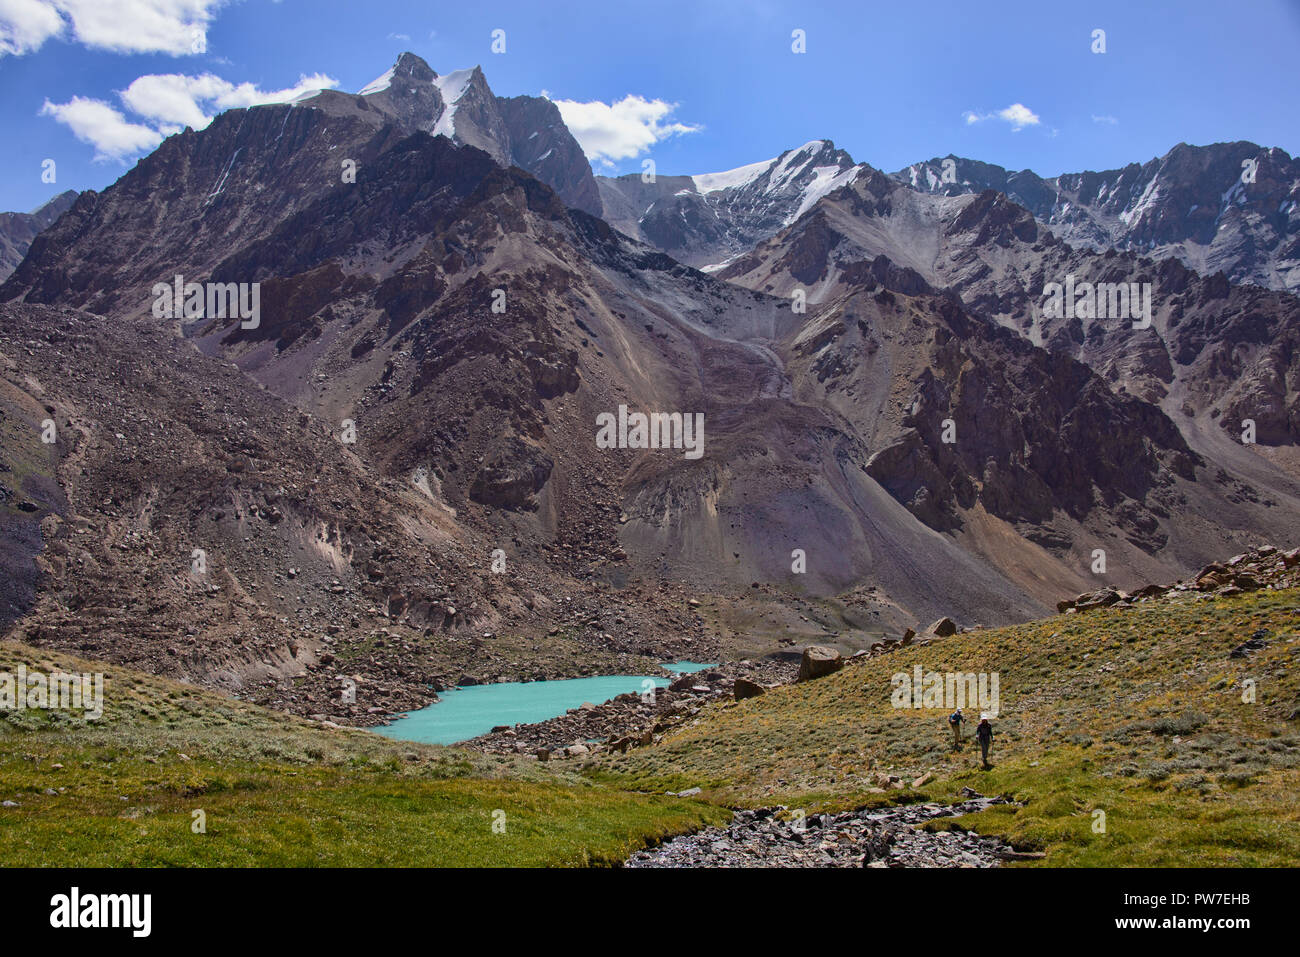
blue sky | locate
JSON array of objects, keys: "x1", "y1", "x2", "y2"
[{"x1": 1, "y1": 0, "x2": 1298, "y2": 213}]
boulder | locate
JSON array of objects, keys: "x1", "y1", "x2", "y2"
[
  {"x1": 1073, "y1": 588, "x2": 1121, "y2": 611},
  {"x1": 1130, "y1": 583, "x2": 1169, "y2": 600},
  {"x1": 797, "y1": 645, "x2": 844, "y2": 682},
  {"x1": 900, "y1": 628, "x2": 916, "y2": 645},
  {"x1": 926, "y1": 617, "x2": 958, "y2": 637},
  {"x1": 734, "y1": 677, "x2": 766, "y2": 701}
]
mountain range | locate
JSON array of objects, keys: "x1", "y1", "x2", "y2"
[
  {"x1": 0, "y1": 190, "x2": 78, "y2": 281},
  {"x1": 4, "y1": 51, "x2": 1300, "y2": 721}
]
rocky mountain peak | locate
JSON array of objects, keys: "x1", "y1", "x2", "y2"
[
  {"x1": 392, "y1": 50, "x2": 437, "y2": 83},
  {"x1": 0, "y1": 189, "x2": 80, "y2": 281},
  {"x1": 304, "y1": 53, "x2": 604, "y2": 216},
  {"x1": 596, "y1": 137, "x2": 867, "y2": 268},
  {"x1": 893, "y1": 141, "x2": 1300, "y2": 294}
]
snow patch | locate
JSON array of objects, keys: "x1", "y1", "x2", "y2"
[
  {"x1": 431, "y1": 69, "x2": 476, "y2": 138},
  {"x1": 692, "y1": 157, "x2": 774, "y2": 194},
  {"x1": 358, "y1": 68, "x2": 396, "y2": 96},
  {"x1": 786, "y1": 165, "x2": 860, "y2": 224},
  {"x1": 1119, "y1": 176, "x2": 1160, "y2": 226}
]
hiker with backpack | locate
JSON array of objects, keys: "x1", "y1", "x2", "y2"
[
  {"x1": 948, "y1": 708, "x2": 965, "y2": 749},
  {"x1": 976, "y1": 714, "x2": 994, "y2": 768}
]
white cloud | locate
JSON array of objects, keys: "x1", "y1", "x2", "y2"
[
  {"x1": 42, "y1": 70, "x2": 338, "y2": 160},
  {"x1": 548, "y1": 94, "x2": 701, "y2": 165},
  {"x1": 40, "y1": 95, "x2": 163, "y2": 160},
  {"x1": 120, "y1": 71, "x2": 338, "y2": 131},
  {"x1": 1091, "y1": 114, "x2": 1119, "y2": 125},
  {"x1": 0, "y1": 0, "x2": 63, "y2": 55},
  {"x1": 963, "y1": 102, "x2": 1042, "y2": 131},
  {"x1": 0, "y1": 0, "x2": 225, "y2": 57}
]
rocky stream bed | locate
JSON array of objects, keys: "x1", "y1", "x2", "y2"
[{"x1": 625, "y1": 792, "x2": 1029, "y2": 868}]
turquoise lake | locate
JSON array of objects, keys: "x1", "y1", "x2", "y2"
[{"x1": 372, "y1": 662, "x2": 715, "y2": 745}]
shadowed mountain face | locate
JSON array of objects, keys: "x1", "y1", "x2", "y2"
[
  {"x1": 0, "y1": 190, "x2": 78, "y2": 281},
  {"x1": 894, "y1": 142, "x2": 1300, "y2": 295}
]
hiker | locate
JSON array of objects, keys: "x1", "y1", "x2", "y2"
[
  {"x1": 948, "y1": 708, "x2": 965, "y2": 749},
  {"x1": 976, "y1": 715, "x2": 994, "y2": 767}
]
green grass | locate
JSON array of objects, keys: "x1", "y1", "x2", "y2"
[
  {"x1": 0, "y1": 641, "x2": 726, "y2": 866},
  {"x1": 591, "y1": 587, "x2": 1300, "y2": 866},
  {"x1": 7, "y1": 585, "x2": 1300, "y2": 867}
]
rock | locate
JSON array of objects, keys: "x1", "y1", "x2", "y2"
[
  {"x1": 912, "y1": 772, "x2": 933, "y2": 788},
  {"x1": 1073, "y1": 589, "x2": 1121, "y2": 611},
  {"x1": 676, "y1": 787, "x2": 702, "y2": 797},
  {"x1": 926, "y1": 617, "x2": 958, "y2": 637},
  {"x1": 900, "y1": 628, "x2": 916, "y2": 645},
  {"x1": 859, "y1": 827, "x2": 897, "y2": 865},
  {"x1": 536, "y1": 748, "x2": 550, "y2": 762},
  {"x1": 1229, "y1": 633, "x2": 1269, "y2": 658},
  {"x1": 797, "y1": 645, "x2": 844, "y2": 682},
  {"x1": 734, "y1": 677, "x2": 766, "y2": 700},
  {"x1": 565, "y1": 743, "x2": 589, "y2": 758},
  {"x1": 1130, "y1": 583, "x2": 1169, "y2": 600}
]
